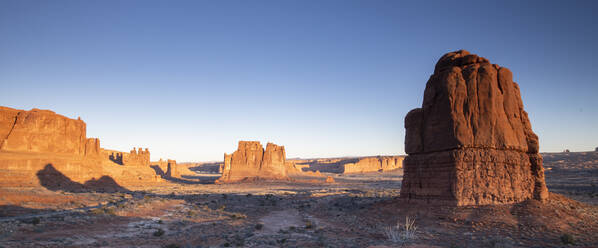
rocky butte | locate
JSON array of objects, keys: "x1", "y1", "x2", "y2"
[
  {"x1": 400, "y1": 50, "x2": 549, "y2": 206},
  {"x1": 217, "y1": 141, "x2": 289, "y2": 183}
]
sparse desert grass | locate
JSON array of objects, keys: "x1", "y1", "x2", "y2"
[
  {"x1": 90, "y1": 206, "x2": 116, "y2": 215},
  {"x1": 383, "y1": 216, "x2": 417, "y2": 243}
]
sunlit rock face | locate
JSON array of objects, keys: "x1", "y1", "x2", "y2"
[
  {"x1": 400, "y1": 50, "x2": 548, "y2": 206},
  {"x1": 218, "y1": 141, "x2": 289, "y2": 183},
  {"x1": 0, "y1": 106, "x2": 161, "y2": 189},
  {"x1": 0, "y1": 107, "x2": 88, "y2": 155},
  {"x1": 342, "y1": 156, "x2": 403, "y2": 173}
]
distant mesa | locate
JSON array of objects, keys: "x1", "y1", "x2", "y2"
[
  {"x1": 217, "y1": 141, "x2": 290, "y2": 183},
  {"x1": 400, "y1": 50, "x2": 549, "y2": 206},
  {"x1": 342, "y1": 156, "x2": 403, "y2": 173},
  {"x1": 292, "y1": 156, "x2": 403, "y2": 174}
]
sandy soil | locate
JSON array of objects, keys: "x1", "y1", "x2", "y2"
[{"x1": 1, "y1": 153, "x2": 597, "y2": 248}]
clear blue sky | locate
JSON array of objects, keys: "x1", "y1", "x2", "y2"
[{"x1": 1, "y1": 1, "x2": 597, "y2": 161}]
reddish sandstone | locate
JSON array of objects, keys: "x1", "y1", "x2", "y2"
[
  {"x1": 0, "y1": 106, "x2": 161, "y2": 189},
  {"x1": 217, "y1": 141, "x2": 289, "y2": 183},
  {"x1": 400, "y1": 50, "x2": 548, "y2": 206}
]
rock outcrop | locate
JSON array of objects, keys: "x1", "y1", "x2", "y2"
[
  {"x1": 0, "y1": 106, "x2": 161, "y2": 189},
  {"x1": 217, "y1": 141, "x2": 289, "y2": 183},
  {"x1": 123, "y1": 147, "x2": 150, "y2": 166},
  {"x1": 342, "y1": 156, "x2": 403, "y2": 173},
  {"x1": 0, "y1": 107, "x2": 89, "y2": 155},
  {"x1": 325, "y1": 176, "x2": 335, "y2": 183},
  {"x1": 400, "y1": 50, "x2": 549, "y2": 206},
  {"x1": 166, "y1": 159, "x2": 180, "y2": 178},
  {"x1": 291, "y1": 156, "x2": 403, "y2": 174}
]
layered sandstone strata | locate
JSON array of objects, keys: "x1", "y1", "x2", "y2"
[
  {"x1": 0, "y1": 106, "x2": 161, "y2": 189},
  {"x1": 342, "y1": 156, "x2": 403, "y2": 173},
  {"x1": 400, "y1": 50, "x2": 548, "y2": 205},
  {"x1": 217, "y1": 141, "x2": 289, "y2": 182},
  {"x1": 1, "y1": 107, "x2": 89, "y2": 155}
]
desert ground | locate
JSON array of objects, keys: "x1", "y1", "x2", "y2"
[{"x1": 1, "y1": 151, "x2": 597, "y2": 248}]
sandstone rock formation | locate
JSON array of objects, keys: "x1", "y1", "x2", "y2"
[
  {"x1": 1, "y1": 107, "x2": 89, "y2": 155},
  {"x1": 285, "y1": 161, "x2": 303, "y2": 175},
  {"x1": 342, "y1": 156, "x2": 403, "y2": 173},
  {"x1": 217, "y1": 141, "x2": 289, "y2": 183},
  {"x1": 0, "y1": 106, "x2": 161, "y2": 189},
  {"x1": 123, "y1": 147, "x2": 150, "y2": 166},
  {"x1": 291, "y1": 156, "x2": 403, "y2": 174},
  {"x1": 84, "y1": 138, "x2": 101, "y2": 158},
  {"x1": 166, "y1": 159, "x2": 180, "y2": 178},
  {"x1": 400, "y1": 50, "x2": 549, "y2": 206},
  {"x1": 325, "y1": 176, "x2": 335, "y2": 183}
]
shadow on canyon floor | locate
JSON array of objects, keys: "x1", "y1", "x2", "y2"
[
  {"x1": 36, "y1": 164, "x2": 130, "y2": 193},
  {"x1": 150, "y1": 165, "x2": 216, "y2": 185},
  {"x1": 188, "y1": 162, "x2": 221, "y2": 174},
  {"x1": 298, "y1": 159, "x2": 360, "y2": 173}
]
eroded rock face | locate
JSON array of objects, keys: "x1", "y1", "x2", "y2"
[
  {"x1": 123, "y1": 147, "x2": 150, "y2": 166},
  {"x1": 342, "y1": 156, "x2": 403, "y2": 173},
  {"x1": 84, "y1": 138, "x2": 101, "y2": 158},
  {"x1": 218, "y1": 141, "x2": 289, "y2": 182},
  {"x1": 400, "y1": 50, "x2": 548, "y2": 205},
  {"x1": 0, "y1": 106, "x2": 161, "y2": 189},
  {"x1": 166, "y1": 159, "x2": 179, "y2": 178},
  {"x1": 0, "y1": 107, "x2": 89, "y2": 155}
]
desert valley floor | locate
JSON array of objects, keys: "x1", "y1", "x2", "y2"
[{"x1": 0, "y1": 151, "x2": 597, "y2": 248}]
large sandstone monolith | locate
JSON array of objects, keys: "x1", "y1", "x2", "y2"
[
  {"x1": 217, "y1": 141, "x2": 289, "y2": 183},
  {"x1": 400, "y1": 50, "x2": 548, "y2": 206}
]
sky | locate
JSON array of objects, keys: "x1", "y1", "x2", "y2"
[{"x1": 1, "y1": 1, "x2": 597, "y2": 161}]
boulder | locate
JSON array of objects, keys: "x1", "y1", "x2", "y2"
[{"x1": 400, "y1": 50, "x2": 548, "y2": 206}]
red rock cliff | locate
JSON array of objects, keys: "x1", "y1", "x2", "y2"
[
  {"x1": 0, "y1": 107, "x2": 94, "y2": 155},
  {"x1": 0, "y1": 106, "x2": 161, "y2": 188}
]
